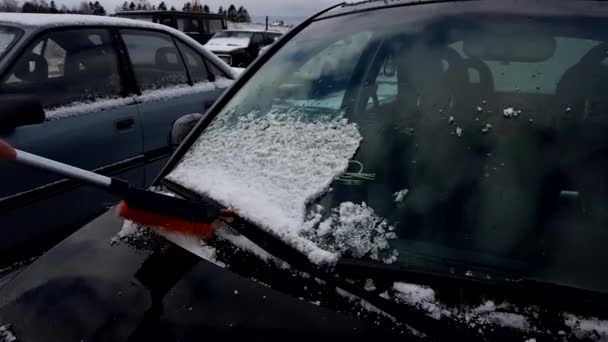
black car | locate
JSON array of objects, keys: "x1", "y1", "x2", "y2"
[
  {"x1": 115, "y1": 11, "x2": 227, "y2": 44},
  {"x1": 204, "y1": 29, "x2": 283, "y2": 67},
  {"x1": 2, "y1": 0, "x2": 608, "y2": 341}
]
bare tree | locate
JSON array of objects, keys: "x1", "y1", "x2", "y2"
[{"x1": 0, "y1": 0, "x2": 19, "y2": 12}]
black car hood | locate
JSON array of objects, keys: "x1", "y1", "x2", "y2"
[{"x1": 0, "y1": 209, "x2": 392, "y2": 342}]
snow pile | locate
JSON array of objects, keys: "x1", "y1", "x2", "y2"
[
  {"x1": 306, "y1": 202, "x2": 398, "y2": 263},
  {"x1": 166, "y1": 110, "x2": 362, "y2": 265},
  {"x1": 393, "y1": 282, "x2": 532, "y2": 330},
  {"x1": 564, "y1": 314, "x2": 608, "y2": 340}
]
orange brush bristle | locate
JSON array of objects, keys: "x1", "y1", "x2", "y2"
[{"x1": 118, "y1": 201, "x2": 215, "y2": 238}]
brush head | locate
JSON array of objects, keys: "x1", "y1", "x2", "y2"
[
  {"x1": 0, "y1": 140, "x2": 16, "y2": 161},
  {"x1": 118, "y1": 201, "x2": 215, "y2": 238}
]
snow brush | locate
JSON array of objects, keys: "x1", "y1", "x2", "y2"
[{"x1": 0, "y1": 139, "x2": 233, "y2": 238}]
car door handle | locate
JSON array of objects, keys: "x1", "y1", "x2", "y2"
[{"x1": 115, "y1": 118, "x2": 135, "y2": 131}]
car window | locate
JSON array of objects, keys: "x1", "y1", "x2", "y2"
[
  {"x1": 0, "y1": 26, "x2": 20, "y2": 60},
  {"x1": 206, "y1": 19, "x2": 224, "y2": 33},
  {"x1": 121, "y1": 29, "x2": 189, "y2": 91},
  {"x1": 176, "y1": 40, "x2": 210, "y2": 83},
  {"x1": 1, "y1": 28, "x2": 122, "y2": 109},
  {"x1": 268, "y1": 31, "x2": 372, "y2": 113},
  {"x1": 167, "y1": 11, "x2": 608, "y2": 292},
  {"x1": 251, "y1": 33, "x2": 264, "y2": 46},
  {"x1": 177, "y1": 18, "x2": 199, "y2": 33}
]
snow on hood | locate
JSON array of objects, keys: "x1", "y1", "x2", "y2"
[
  {"x1": 166, "y1": 110, "x2": 363, "y2": 265},
  {"x1": 205, "y1": 38, "x2": 250, "y2": 52}
]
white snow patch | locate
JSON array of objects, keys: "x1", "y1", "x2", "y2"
[
  {"x1": 393, "y1": 189, "x2": 409, "y2": 203},
  {"x1": 364, "y1": 279, "x2": 377, "y2": 292},
  {"x1": 46, "y1": 81, "x2": 230, "y2": 121},
  {"x1": 564, "y1": 313, "x2": 608, "y2": 340},
  {"x1": 167, "y1": 111, "x2": 362, "y2": 265},
  {"x1": 503, "y1": 107, "x2": 522, "y2": 118},
  {"x1": 393, "y1": 282, "x2": 441, "y2": 319},
  {"x1": 486, "y1": 312, "x2": 529, "y2": 330},
  {"x1": 481, "y1": 123, "x2": 493, "y2": 134},
  {"x1": 477, "y1": 106, "x2": 483, "y2": 112},
  {"x1": 456, "y1": 127, "x2": 463, "y2": 137},
  {"x1": 307, "y1": 202, "x2": 398, "y2": 263},
  {"x1": 448, "y1": 116, "x2": 455, "y2": 124}
]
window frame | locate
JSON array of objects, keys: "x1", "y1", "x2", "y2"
[
  {"x1": 0, "y1": 26, "x2": 131, "y2": 107},
  {"x1": 174, "y1": 38, "x2": 217, "y2": 83}
]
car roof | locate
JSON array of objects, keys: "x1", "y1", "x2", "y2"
[
  {"x1": 318, "y1": 0, "x2": 608, "y2": 19},
  {"x1": 0, "y1": 13, "x2": 167, "y2": 30},
  {"x1": 116, "y1": 10, "x2": 226, "y2": 18}
]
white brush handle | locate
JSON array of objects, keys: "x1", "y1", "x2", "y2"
[{"x1": 15, "y1": 149, "x2": 112, "y2": 188}]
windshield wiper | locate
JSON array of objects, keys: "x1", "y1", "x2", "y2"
[{"x1": 160, "y1": 178, "x2": 487, "y2": 341}]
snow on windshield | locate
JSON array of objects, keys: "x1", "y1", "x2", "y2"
[{"x1": 166, "y1": 110, "x2": 365, "y2": 265}]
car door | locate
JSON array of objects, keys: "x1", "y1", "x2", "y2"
[
  {"x1": 0, "y1": 27, "x2": 144, "y2": 255},
  {"x1": 119, "y1": 28, "x2": 229, "y2": 185}
]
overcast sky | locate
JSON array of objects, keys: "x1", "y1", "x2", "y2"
[{"x1": 58, "y1": 0, "x2": 338, "y2": 17}]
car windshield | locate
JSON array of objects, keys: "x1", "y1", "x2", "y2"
[
  {"x1": 211, "y1": 31, "x2": 253, "y2": 40},
  {"x1": 0, "y1": 26, "x2": 19, "y2": 60},
  {"x1": 167, "y1": 3, "x2": 608, "y2": 293}
]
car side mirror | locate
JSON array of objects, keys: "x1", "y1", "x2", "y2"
[
  {"x1": 170, "y1": 113, "x2": 203, "y2": 146},
  {"x1": 0, "y1": 95, "x2": 45, "y2": 131}
]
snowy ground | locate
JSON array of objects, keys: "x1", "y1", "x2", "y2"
[{"x1": 227, "y1": 21, "x2": 292, "y2": 34}]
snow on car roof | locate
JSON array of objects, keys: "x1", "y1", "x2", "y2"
[{"x1": 0, "y1": 13, "x2": 163, "y2": 29}]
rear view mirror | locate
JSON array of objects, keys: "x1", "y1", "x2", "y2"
[
  {"x1": 170, "y1": 113, "x2": 203, "y2": 146},
  {"x1": 0, "y1": 94, "x2": 45, "y2": 131}
]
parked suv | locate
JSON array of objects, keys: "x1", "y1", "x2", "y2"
[
  {"x1": 115, "y1": 10, "x2": 228, "y2": 44},
  {"x1": 0, "y1": 13, "x2": 234, "y2": 260},
  {"x1": 205, "y1": 29, "x2": 282, "y2": 67}
]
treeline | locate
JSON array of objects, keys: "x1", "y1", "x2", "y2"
[
  {"x1": 119, "y1": 2, "x2": 251, "y2": 22},
  {"x1": 0, "y1": 0, "x2": 251, "y2": 22},
  {"x1": 0, "y1": 0, "x2": 106, "y2": 14}
]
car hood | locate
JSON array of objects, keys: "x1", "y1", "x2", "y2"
[
  {"x1": 0, "y1": 209, "x2": 388, "y2": 342},
  {"x1": 205, "y1": 38, "x2": 249, "y2": 53}
]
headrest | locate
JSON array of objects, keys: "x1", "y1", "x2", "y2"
[{"x1": 14, "y1": 54, "x2": 48, "y2": 82}]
